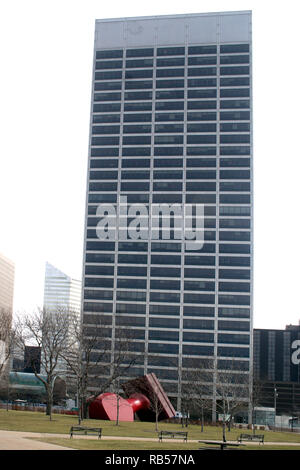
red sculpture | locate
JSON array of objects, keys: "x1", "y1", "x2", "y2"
[
  {"x1": 88, "y1": 392, "x2": 150, "y2": 421},
  {"x1": 88, "y1": 373, "x2": 175, "y2": 422}
]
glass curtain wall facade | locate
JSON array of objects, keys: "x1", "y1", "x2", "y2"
[{"x1": 82, "y1": 11, "x2": 253, "y2": 414}]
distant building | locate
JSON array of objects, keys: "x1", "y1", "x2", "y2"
[
  {"x1": 253, "y1": 323, "x2": 300, "y2": 415},
  {"x1": 0, "y1": 252, "x2": 15, "y2": 377},
  {"x1": 43, "y1": 262, "x2": 81, "y2": 315},
  {"x1": 0, "y1": 252, "x2": 15, "y2": 314}
]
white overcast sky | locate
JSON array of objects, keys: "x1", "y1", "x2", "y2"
[{"x1": 0, "y1": 0, "x2": 299, "y2": 329}]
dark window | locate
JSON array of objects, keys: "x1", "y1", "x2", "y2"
[
  {"x1": 149, "y1": 304, "x2": 180, "y2": 315},
  {"x1": 156, "y1": 69, "x2": 185, "y2": 78},
  {"x1": 218, "y1": 333, "x2": 250, "y2": 344},
  {"x1": 125, "y1": 69, "x2": 153, "y2": 79},
  {"x1": 124, "y1": 91, "x2": 152, "y2": 101},
  {"x1": 221, "y1": 134, "x2": 250, "y2": 144},
  {"x1": 153, "y1": 170, "x2": 183, "y2": 179},
  {"x1": 90, "y1": 158, "x2": 118, "y2": 169},
  {"x1": 84, "y1": 290, "x2": 113, "y2": 300},
  {"x1": 220, "y1": 44, "x2": 250, "y2": 53},
  {"x1": 88, "y1": 194, "x2": 117, "y2": 203},
  {"x1": 183, "y1": 305, "x2": 214, "y2": 316},
  {"x1": 149, "y1": 330, "x2": 179, "y2": 341},
  {"x1": 220, "y1": 181, "x2": 250, "y2": 191},
  {"x1": 217, "y1": 346, "x2": 249, "y2": 358},
  {"x1": 91, "y1": 136, "x2": 119, "y2": 146},
  {"x1": 218, "y1": 320, "x2": 250, "y2": 331},
  {"x1": 220, "y1": 55, "x2": 249, "y2": 64},
  {"x1": 93, "y1": 114, "x2": 120, "y2": 123},
  {"x1": 91, "y1": 148, "x2": 119, "y2": 157},
  {"x1": 187, "y1": 123, "x2": 216, "y2": 133},
  {"x1": 155, "y1": 135, "x2": 183, "y2": 145},
  {"x1": 157, "y1": 57, "x2": 185, "y2": 66},
  {"x1": 218, "y1": 294, "x2": 250, "y2": 306},
  {"x1": 95, "y1": 60, "x2": 123, "y2": 69},
  {"x1": 152, "y1": 193, "x2": 182, "y2": 203},
  {"x1": 94, "y1": 92, "x2": 121, "y2": 101},
  {"x1": 187, "y1": 147, "x2": 216, "y2": 156},
  {"x1": 126, "y1": 58, "x2": 153, "y2": 68},
  {"x1": 154, "y1": 146, "x2": 183, "y2": 156},
  {"x1": 183, "y1": 332, "x2": 214, "y2": 342},
  {"x1": 120, "y1": 181, "x2": 149, "y2": 191},
  {"x1": 123, "y1": 135, "x2": 151, "y2": 145},
  {"x1": 219, "y1": 281, "x2": 250, "y2": 292},
  {"x1": 188, "y1": 78, "x2": 217, "y2": 87},
  {"x1": 220, "y1": 194, "x2": 250, "y2": 204},
  {"x1": 93, "y1": 103, "x2": 121, "y2": 113},
  {"x1": 184, "y1": 281, "x2": 215, "y2": 291},
  {"x1": 219, "y1": 269, "x2": 250, "y2": 280},
  {"x1": 150, "y1": 292, "x2": 180, "y2": 303},
  {"x1": 157, "y1": 46, "x2": 185, "y2": 56},
  {"x1": 187, "y1": 112, "x2": 216, "y2": 121},
  {"x1": 188, "y1": 56, "x2": 217, "y2": 65},
  {"x1": 118, "y1": 242, "x2": 148, "y2": 251},
  {"x1": 220, "y1": 123, "x2": 250, "y2": 132},
  {"x1": 184, "y1": 268, "x2": 215, "y2": 279},
  {"x1": 126, "y1": 48, "x2": 154, "y2": 57},
  {"x1": 219, "y1": 256, "x2": 250, "y2": 267},
  {"x1": 188, "y1": 67, "x2": 216, "y2": 76},
  {"x1": 150, "y1": 279, "x2": 180, "y2": 290},
  {"x1": 188, "y1": 89, "x2": 217, "y2": 99},
  {"x1": 219, "y1": 206, "x2": 251, "y2": 216},
  {"x1": 151, "y1": 266, "x2": 181, "y2": 276},
  {"x1": 156, "y1": 79, "x2": 184, "y2": 88},
  {"x1": 219, "y1": 244, "x2": 250, "y2": 254},
  {"x1": 123, "y1": 113, "x2": 152, "y2": 122},
  {"x1": 116, "y1": 303, "x2": 146, "y2": 314},
  {"x1": 187, "y1": 135, "x2": 216, "y2": 144},
  {"x1": 220, "y1": 111, "x2": 250, "y2": 120},
  {"x1": 121, "y1": 170, "x2": 150, "y2": 179},
  {"x1": 85, "y1": 277, "x2": 114, "y2": 288},
  {"x1": 186, "y1": 158, "x2": 216, "y2": 167},
  {"x1": 219, "y1": 219, "x2": 250, "y2": 229},
  {"x1": 218, "y1": 307, "x2": 250, "y2": 318},
  {"x1": 124, "y1": 102, "x2": 152, "y2": 111},
  {"x1": 220, "y1": 99, "x2": 250, "y2": 109},
  {"x1": 148, "y1": 343, "x2": 179, "y2": 354},
  {"x1": 220, "y1": 77, "x2": 250, "y2": 86},
  {"x1": 220, "y1": 158, "x2": 250, "y2": 167},
  {"x1": 156, "y1": 90, "x2": 184, "y2": 100},
  {"x1": 125, "y1": 80, "x2": 153, "y2": 89},
  {"x1": 220, "y1": 169, "x2": 250, "y2": 179},
  {"x1": 220, "y1": 88, "x2": 250, "y2": 98},
  {"x1": 188, "y1": 45, "x2": 217, "y2": 55},
  {"x1": 123, "y1": 124, "x2": 151, "y2": 134},
  {"x1": 95, "y1": 70, "x2": 122, "y2": 80},
  {"x1": 94, "y1": 81, "x2": 122, "y2": 91},
  {"x1": 96, "y1": 50, "x2": 123, "y2": 59},
  {"x1": 186, "y1": 182, "x2": 216, "y2": 191},
  {"x1": 220, "y1": 146, "x2": 250, "y2": 156},
  {"x1": 188, "y1": 101, "x2": 217, "y2": 110},
  {"x1": 122, "y1": 159, "x2": 150, "y2": 168},
  {"x1": 86, "y1": 253, "x2": 115, "y2": 263},
  {"x1": 220, "y1": 66, "x2": 249, "y2": 75},
  {"x1": 155, "y1": 112, "x2": 184, "y2": 122},
  {"x1": 117, "y1": 290, "x2": 146, "y2": 301},
  {"x1": 154, "y1": 159, "x2": 183, "y2": 168},
  {"x1": 92, "y1": 125, "x2": 120, "y2": 134},
  {"x1": 118, "y1": 253, "x2": 147, "y2": 264},
  {"x1": 185, "y1": 255, "x2": 215, "y2": 266},
  {"x1": 122, "y1": 147, "x2": 151, "y2": 156},
  {"x1": 153, "y1": 181, "x2": 182, "y2": 191},
  {"x1": 85, "y1": 265, "x2": 114, "y2": 276},
  {"x1": 151, "y1": 242, "x2": 181, "y2": 252},
  {"x1": 182, "y1": 345, "x2": 214, "y2": 356},
  {"x1": 84, "y1": 302, "x2": 113, "y2": 312},
  {"x1": 155, "y1": 124, "x2": 184, "y2": 133}
]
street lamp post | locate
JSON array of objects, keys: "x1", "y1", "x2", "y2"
[{"x1": 274, "y1": 387, "x2": 278, "y2": 428}]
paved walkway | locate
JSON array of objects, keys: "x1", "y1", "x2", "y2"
[{"x1": 0, "y1": 430, "x2": 300, "y2": 450}]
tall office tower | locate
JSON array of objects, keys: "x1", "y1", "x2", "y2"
[
  {"x1": 43, "y1": 262, "x2": 82, "y2": 315},
  {"x1": 0, "y1": 252, "x2": 15, "y2": 315},
  {"x1": 82, "y1": 11, "x2": 253, "y2": 416}
]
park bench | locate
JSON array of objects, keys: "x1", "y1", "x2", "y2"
[
  {"x1": 158, "y1": 430, "x2": 188, "y2": 442},
  {"x1": 70, "y1": 426, "x2": 102, "y2": 439},
  {"x1": 158, "y1": 431, "x2": 188, "y2": 442},
  {"x1": 237, "y1": 433, "x2": 264, "y2": 444}
]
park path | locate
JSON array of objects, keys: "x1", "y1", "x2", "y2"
[{"x1": 0, "y1": 430, "x2": 300, "y2": 450}]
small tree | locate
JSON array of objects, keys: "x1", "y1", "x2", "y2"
[{"x1": 215, "y1": 364, "x2": 250, "y2": 442}]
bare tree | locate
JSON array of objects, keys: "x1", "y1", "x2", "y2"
[
  {"x1": 61, "y1": 315, "x2": 140, "y2": 423},
  {"x1": 215, "y1": 362, "x2": 250, "y2": 442},
  {"x1": 181, "y1": 358, "x2": 214, "y2": 432},
  {"x1": 16, "y1": 307, "x2": 71, "y2": 420},
  {"x1": 0, "y1": 310, "x2": 17, "y2": 378}
]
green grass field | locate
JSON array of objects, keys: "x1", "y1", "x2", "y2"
[{"x1": 1, "y1": 409, "x2": 300, "y2": 450}]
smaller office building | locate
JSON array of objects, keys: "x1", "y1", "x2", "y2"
[{"x1": 253, "y1": 323, "x2": 300, "y2": 416}]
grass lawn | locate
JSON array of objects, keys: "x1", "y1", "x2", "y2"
[{"x1": 1, "y1": 409, "x2": 300, "y2": 448}]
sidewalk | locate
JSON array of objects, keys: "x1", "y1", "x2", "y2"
[{"x1": 1, "y1": 430, "x2": 300, "y2": 450}]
